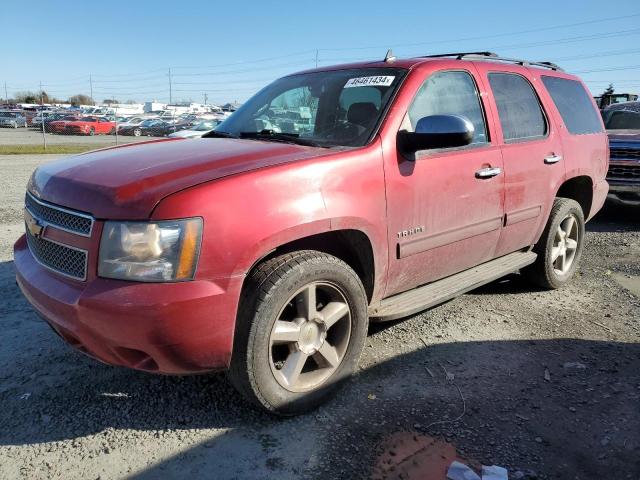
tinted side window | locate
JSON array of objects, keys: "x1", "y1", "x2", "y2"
[
  {"x1": 407, "y1": 71, "x2": 488, "y2": 145},
  {"x1": 488, "y1": 73, "x2": 546, "y2": 142},
  {"x1": 541, "y1": 76, "x2": 604, "y2": 135}
]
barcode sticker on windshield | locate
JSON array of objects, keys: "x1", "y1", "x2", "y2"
[{"x1": 344, "y1": 76, "x2": 395, "y2": 88}]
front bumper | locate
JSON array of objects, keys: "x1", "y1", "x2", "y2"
[
  {"x1": 607, "y1": 182, "x2": 640, "y2": 206},
  {"x1": 14, "y1": 234, "x2": 243, "y2": 374}
]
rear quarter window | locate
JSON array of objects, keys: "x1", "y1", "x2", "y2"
[
  {"x1": 541, "y1": 76, "x2": 603, "y2": 135},
  {"x1": 488, "y1": 73, "x2": 547, "y2": 142}
]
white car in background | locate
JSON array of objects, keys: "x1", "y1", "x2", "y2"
[
  {"x1": 116, "y1": 116, "x2": 151, "y2": 132},
  {"x1": 168, "y1": 119, "x2": 222, "y2": 138}
]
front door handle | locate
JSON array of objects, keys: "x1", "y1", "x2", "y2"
[
  {"x1": 475, "y1": 167, "x2": 502, "y2": 179},
  {"x1": 544, "y1": 154, "x2": 562, "y2": 164}
]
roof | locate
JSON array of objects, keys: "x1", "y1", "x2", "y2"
[{"x1": 291, "y1": 52, "x2": 569, "y2": 77}]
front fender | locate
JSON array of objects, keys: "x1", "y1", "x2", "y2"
[{"x1": 151, "y1": 141, "x2": 389, "y2": 297}]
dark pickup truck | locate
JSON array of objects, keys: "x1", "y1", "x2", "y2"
[{"x1": 603, "y1": 102, "x2": 640, "y2": 205}]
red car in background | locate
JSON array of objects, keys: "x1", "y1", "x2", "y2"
[{"x1": 48, "y1": 116, "x2": 116, "y2": 135}]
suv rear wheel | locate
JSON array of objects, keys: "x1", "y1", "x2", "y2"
[
  {"x1": 523, "y1": 197, "x2": 585, "y2": 289},
  {"x1": 228, "y1": 250, "x2": 368, "y2": 415}
]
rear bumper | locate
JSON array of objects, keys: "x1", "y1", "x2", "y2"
[
  {"x1": 589, "y1": 179, "x2": 609, "y2": 220},
  {"x1": 14, "y1": 234, "x2": 243, "y2": 374}
]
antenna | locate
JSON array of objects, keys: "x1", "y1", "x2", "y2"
[{"x1": 384, "y1": 49, "x2": 396, "y2": 63}]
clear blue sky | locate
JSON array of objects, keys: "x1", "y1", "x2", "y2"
[{"x1": 2, "y1": 0, "x2": 640, "y2": 104}]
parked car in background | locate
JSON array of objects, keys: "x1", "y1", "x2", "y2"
[
  {"x1": 118, "y1": 119, "x2": 179, "y2": 137},
  {"x1": 603, "y1": 102, "x2": 640, "y2": 205},
  {"x1": 168, "y1": 119, "x2": 222, "y2": 138},
  {"x1": 0, "y1": 111, "x2": 28, "y2": 128},
  {"x1": 48, "y1": 116, "x2": 116, "y2": 135},
  {"x1": 116, "y1": 116, "x2": 148, "y2": 132},
  {"x1": 15, "y1": 52, "x2": 608, "y2": 415},
  {"x1": 30, "y1": 111, "x2": 56, "y2": 128},
  {"x1": 38, "y1": 113, "x2": 81, "y2": 132}
]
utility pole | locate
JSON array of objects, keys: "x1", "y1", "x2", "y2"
[
  {"x1": 168, "y1": 68, "x2": 173, "y2": 104},
  {"x1": 204, "y1": 92, "x2": 208, "y2": 105},
  {"x1": 39, "y1": 81, "x2": 47, "y2": 150},
  {"x1": 114, "y1": 106, "x2": 118, "y2": 146},
  {"x1": 3, "y1": 81, "x2": 7, "y2": 103},
  {"x1": 89, "y1": 74, "x2": 93, "y2": 104},
  {"x1": 315, "y1": 49, "x2": 319, "y2": 68}
]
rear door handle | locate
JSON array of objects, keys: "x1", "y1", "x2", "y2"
[
  {"x1": 475, "y1": 167, "x2": 502, "y2": 179},
  {"x1": 544, "y1": 154, "x2": 562, "y2": 164}
]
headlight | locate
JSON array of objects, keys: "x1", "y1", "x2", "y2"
[{"x1": 98, "y1": 218, "x2": 202, "y2": 282}]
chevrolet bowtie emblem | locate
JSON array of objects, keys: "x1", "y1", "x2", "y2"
[{"x1": 24, "y1": 209, "x2": 45, "y2": 238}]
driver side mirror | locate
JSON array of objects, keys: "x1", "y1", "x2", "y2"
[{"x1": 397, "y1": 114, "x2": 474, "y2": 156}]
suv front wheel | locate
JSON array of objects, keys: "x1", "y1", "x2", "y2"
[
  {"x1": 228, "y1": 250, "x2": 368, "y2": 415},
  {"x1": 524, "y1": 197, "x2": 585, "y2": 289}
]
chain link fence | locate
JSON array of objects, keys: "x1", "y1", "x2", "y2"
[
  {"x1": 0, "y1": 67, "x2": 256, "y2": 153},
  {"x1": 0, "y1": 99, "x2": 238, "y2": 154}
]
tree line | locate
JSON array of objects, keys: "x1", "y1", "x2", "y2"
[{"x1": 2, "y1": 91, "x2": 138, "y2": 106}]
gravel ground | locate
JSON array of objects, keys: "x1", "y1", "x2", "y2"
[
  {"x1": 0, "y1": 155, "x2": 639, "y2": 479},
  {"x1": 0, "y1": 128, "x2": 160, "y2": 146}
]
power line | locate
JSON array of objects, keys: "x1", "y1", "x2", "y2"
[
  {"x1": 494, "y1": 28, "x2": 640, "y2": 51},
  {"x1": 170, "y1": 49, "x2": 316, "y2": 69},
  {"x1": 318, "y1": 12, "x2": 640, "y2": 52},
  {"x1": 171, "y1": 59, "x2": 313, "y2": 77},
  {"x1": 553, "y1": 48, "x2": 640, "y2": 62},
  {"x1": 574, "y1": 65, "x2": 640, "y2": 74}
]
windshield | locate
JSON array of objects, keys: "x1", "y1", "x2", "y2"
[
  {"x1": 213, "y1": 67, "x2": 406, "y2": 147},
  {"x1": 604, "y1": 108, "x2": 640, "y2": 130},
  {"x1": 140, "y1": 119, "x2": 159, "y2": 127}
]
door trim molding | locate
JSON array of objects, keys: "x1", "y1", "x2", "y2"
[
  {"x1": 505, "y1": 205, "x2": 541, "y2": 226},
  {"x1": 398, "y1": 216, "x2": 503, "y2": 259}
]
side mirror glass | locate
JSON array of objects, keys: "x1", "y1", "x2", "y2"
[{"x1": 398, "y1": 114, "x2": 475, "y2": 155}]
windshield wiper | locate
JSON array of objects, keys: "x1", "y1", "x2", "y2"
[
  {"x1": 202, "y1": 130, "x2": 238, "y2": 139},
  {"x1": 239, "y1": 130, "x2": 325, "y2": 148}
]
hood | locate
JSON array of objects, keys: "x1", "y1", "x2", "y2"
[
  {"x1": 63, "y1": 121, "x2": 92, "y2": 126},
  {"x1": 29, "y1": 138, "x2": 330, "y2": 219}
]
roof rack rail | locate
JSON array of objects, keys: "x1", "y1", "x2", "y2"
[
  {"x1": 420, "y1": 51, "x2": 498, "y2": 60},
  {"x1": 419, "y1": 52, "x2": 564, "y2": 71}
]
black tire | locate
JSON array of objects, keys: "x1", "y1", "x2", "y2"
[
  {"x1": 228, "y1": 250, "x2": 368, "y2": 416},
  {"x1": 523, "y1": 197, "x2": 585, "y2": 289},
  {"x1": 88, "y1": 128, "x2": 95, "y2": 136}
]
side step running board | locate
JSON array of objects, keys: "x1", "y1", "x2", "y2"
[{"x1": 369, "y1": 251, "x2": 537, "y2": 321}]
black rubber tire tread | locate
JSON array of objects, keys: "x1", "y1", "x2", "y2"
[
  {"x1": 523, "y1": 197, "x2": 585, "y2": 290},
  {"x1": 227, "y1": 250, "x2": 368, "y2": 416}
]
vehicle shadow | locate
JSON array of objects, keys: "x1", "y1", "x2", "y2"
[
  {"x1": 586, "y1": 200, "x2": 640, "y2": 233},
  {"x1": 1, "y1": 256, "x2": 638, "y2": 478}
]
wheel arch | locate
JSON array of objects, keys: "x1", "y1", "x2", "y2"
[
  {"x1": 555, "y1": 175, "x2": 594, "y2": 219},
  {"x1": 241, "y1": 229, "x2": 377, "y2": 305}
]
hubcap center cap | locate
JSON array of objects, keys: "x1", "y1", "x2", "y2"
[{"x1": 297, "y1": 320, "x2": 326, "y2": 355}]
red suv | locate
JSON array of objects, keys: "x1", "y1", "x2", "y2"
[{"x1": 15, "y1": 52, "x2": 608, "y2": 415}]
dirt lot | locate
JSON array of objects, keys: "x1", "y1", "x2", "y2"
[{"x1": 0, "y1": 154, "x2": 638, "y2": 480}]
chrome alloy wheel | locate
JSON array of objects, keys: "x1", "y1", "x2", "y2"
[
  {"x1": 269, "y1": 282, "x2": 351, "y2": 392},
  {"x1": 551, "y1": 214, "x2": 580, "y2": 275}
]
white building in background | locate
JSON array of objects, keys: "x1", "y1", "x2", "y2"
[
  {"x1": 144, "y1": 101, "x2": 167, "y2": 113},
  {"x1": 103, "y1": 103, "x2": 145, "y2": 116}
]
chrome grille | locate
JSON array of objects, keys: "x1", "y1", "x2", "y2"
[
  {"x1": 25, "y1": 192, "x2": 93, "y2": 236},
  {"x1": 25, "y1": 228, "x2": 87, "y2": 280},
  {"x1": 610, "y1": 148, "x2": 640, "y2": 160},
  {"x1": 608, "y1": 165, "x2": 640, "y2": 181}
]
